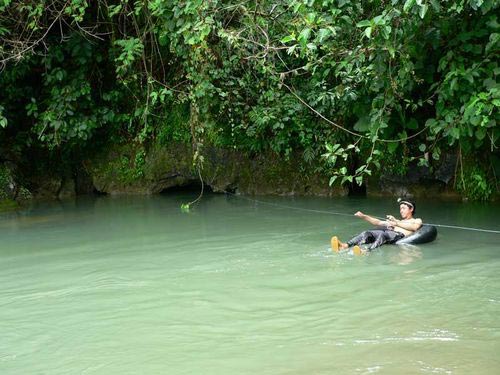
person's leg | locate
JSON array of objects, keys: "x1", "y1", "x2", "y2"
[
  {"x1": 331, "y1": 236, "x2": 341, "y2": 252},
  {"x1": 367, "y1": 230, "x2": 387, "y2": 250},
  {"x1": 331, "y1": 236, "x2": 348, "y2": 252},
  {"x1": 331, "y1": 235, "x2": 363, "y2": 254},
  {"x1": 386, "y1": 231, "x2": 405, "y2": 244},
  {"x1": 367, "y1": 230, "x2": 404, "y2": 250},
  {"x1": 331, "y1": 230, "x2": 377, "y2": 253},
  {"x1": 346, "y1": 230, "x2": 375, "y2": 247}
]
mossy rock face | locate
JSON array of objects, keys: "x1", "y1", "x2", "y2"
[
  {"x1": 88, "y1": 145, "x2": 150, "y2": 194},
  {"x1": 0, "y1": 163, "x2": 32, "y2": 212},
  {"x1": 87, "y1": 143, "x2": 194, "y2": 194},
  {"x1": 86, "y1": 143, "x2": 345, "y2": 196},
  {"x1": 144, "y1": 143, "x2": 194, "y2": 193},
  {"x1": 31, "y1": 177, "x2": 65, "y2": 199},
  {"x1": 0, "y1": 198, "x2": 19, "y2": 211},
  {"x1": 0, "y1": 164, "x2": 16, "y2": 201},
  {"x1": 0, "y1": 163, "x2": 33, "y2": 201},
  {"x1": 203, "y1": 150, "x2": 343, "y2": 196},
  {"x1": 368, "y1": 158, "x2": 461, "y2": 200}
]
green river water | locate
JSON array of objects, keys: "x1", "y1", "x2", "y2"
[{"x1": 1, "y1": 194, "x2": 499, "y2": 374}]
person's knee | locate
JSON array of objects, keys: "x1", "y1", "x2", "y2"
[{"x1": 362, "y1": 231, "x2": 374, "y2": 242}]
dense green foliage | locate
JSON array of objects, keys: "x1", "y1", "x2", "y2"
[{"x1": 0, "y1": 0, "x2": 498, "y2": 199}]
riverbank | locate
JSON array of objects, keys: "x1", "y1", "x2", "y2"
[{"x1": 3, "y1": 141, "x2": 484, "y2": 214}]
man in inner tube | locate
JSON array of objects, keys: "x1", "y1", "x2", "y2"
[{"x1": 332, "y1": 198, "x2": 422, "y2": 253}]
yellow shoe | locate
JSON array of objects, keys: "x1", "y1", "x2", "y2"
[
  {"x1": 352, "y1": 245, "x2": 362, "y2": 256},
  {"x1": 331, "y1": 236, "x2": 340, "y2": 253}
]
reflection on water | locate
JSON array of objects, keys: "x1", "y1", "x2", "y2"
[
  {"x1": 0, "y1": 194, "x2": 499, "y2": 374},
  {"x1": 390, "y1": 244, "x2": 423, "y2": 266}
]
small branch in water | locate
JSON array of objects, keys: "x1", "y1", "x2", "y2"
[{"x1": 181, "y1": 167, "x2": 204, "y2": 213}]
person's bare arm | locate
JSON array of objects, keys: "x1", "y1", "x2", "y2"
[
  {"x1": 355, "y1": 211, "x2": 387, "y2": 227},
  {"x1": 386, "y1": 215, "x2": 423, "y2": 231}
]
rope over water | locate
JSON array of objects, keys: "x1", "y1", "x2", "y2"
[{"x1": 224, "y1": 191, "x2": 500, "y2": 234}]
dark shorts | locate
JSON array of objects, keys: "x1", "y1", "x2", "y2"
[{"x1": 347, "y1": 229, "x2": 405, "y2": 250}]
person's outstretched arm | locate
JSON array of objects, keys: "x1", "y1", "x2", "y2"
[{"x1": 354, "y1": 211, "x2": 387, "y2": 227}]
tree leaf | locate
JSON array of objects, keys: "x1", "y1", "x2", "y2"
[
  {"x1": 373, "y1": 15, "x2": 385, "y2": 25},
  {"x1": 404, "y1": 0, "x2": 416, "y2": 12},
  {"x1": 476, "y1": 128, "x2": 486, "y2": 140},
  {"x1": 364, "y1": 27, "x2": 372, "y2": 39},
  {"x1": 419, "y1": 4, "x2": 428, "y2": 19},
  {"x1": 430, "y1": 0, "x2": 441, "y2": 11},
  {"x1": 407, "y1": 118, "x2": 418, "y2": 129},
  {"x1": 354, "y1": 116, "x2": 370, "y2": 131},
  {"x1": 298, "y1": 28, "x2": 311, "y2": 46},
  {"x1": 317, "y1": 28, "x2": 331, "y2": 43},
  {"x1": 281, "y1": 35, "x2": 296, "y2": 44},
  {"x1": 356, "y1": 20, "x2": 371, "y2": 28}
]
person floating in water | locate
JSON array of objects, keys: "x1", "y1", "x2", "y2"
[{"x1": 331, "y1": 198, "x2": 422, "y2": 255}]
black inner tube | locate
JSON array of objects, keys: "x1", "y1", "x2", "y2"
[{"x1": 395, "y1": 225, "x2": 438, "y2": 245}]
